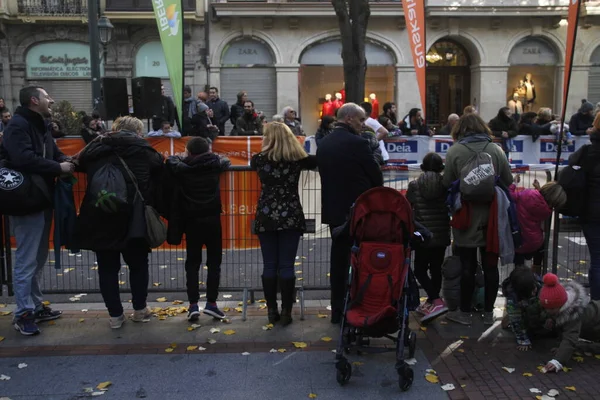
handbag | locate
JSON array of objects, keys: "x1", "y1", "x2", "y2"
[{"x1": 116, "y1": 154, "x2": 167, "y2": 248}]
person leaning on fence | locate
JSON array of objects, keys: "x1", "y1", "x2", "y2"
[
  {"x1": 165, "y1": 137, "x2": 231, "y2": 322},
  {"x1": 0, "y1": 86, "x2": 75, "y2": 336},
  {"x1": 74, "y1": 116, "x2": 164, "y2": 329},
  {"x1": 316, "y1": 103, "x2": 383, "y2": 324},
  {"x1": 442, "y1": 113, "x2": 513, "y2": 327},
  {"x1": 251, "y1": 122, "x2": 317, "y2": 326}
]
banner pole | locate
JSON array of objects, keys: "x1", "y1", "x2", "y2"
[{"x1": 181, "y1": 0, "x2": 185, "y2": 136}]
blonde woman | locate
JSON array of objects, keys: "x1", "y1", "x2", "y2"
[
  {"x1": 76, "y1": 116, "x2": 164, "y2": 329},
  {"x1": 251, "y1": 122, "x2": 317, "y2": 325}
]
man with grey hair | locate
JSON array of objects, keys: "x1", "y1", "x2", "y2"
[
  {"x1": 439, "y1": 113, "x2": 460, "y2": 136},
  {"x1": 281, "y1": 106, "x2": 304, "y2": 136},
  {"x1": 316, "y1": 102, "x2": 383, "y2": 324}
]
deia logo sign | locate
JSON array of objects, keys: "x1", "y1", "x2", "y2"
[
  {"x1": 435, "y1": 140, "x2": 453, "y2": 153},
  {"x1": 386, "y1": 140, "x2": 418, "y2": 153},
  {"x1": 540, "y1": 139, "x2": 575, "y2": 153},
  {"x1": 155, "y1": 1, "x2": 179, "y2": 36},
  {"x1": 510, "y1": 140, "x2": 524, "y2": 153}
]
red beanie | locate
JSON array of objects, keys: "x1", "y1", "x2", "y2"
[{"x1": 539, "y1": 273, "x2": 568, "y2": 309}]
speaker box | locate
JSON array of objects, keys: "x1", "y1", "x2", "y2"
[
  {"x1": 100, "y1": 78, "x2": 129, "y2": 120},
  {"x1": 131, "y1": 77, "x2": 162, "y2": 120}
]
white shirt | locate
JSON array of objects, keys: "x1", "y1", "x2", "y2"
[
  {"x1": 365, "y1": 117, "x2": 383, "y2": 132},
  {"x1": 147, "y1": 130, "x2": 182, "y2": 138}
]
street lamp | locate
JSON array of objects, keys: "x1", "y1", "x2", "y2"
[
  {"x1": 98, "y1": 15, "x2": 114, "y2": 63},
  {"x1": 88, "y1": 0, "x2": 113, "y2": 112}
]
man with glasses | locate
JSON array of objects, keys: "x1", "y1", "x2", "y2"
[
  {"x1": 281, "y1": 106, "x2": 305, "y2": 136},
  {"x1": 316, "y1": 103, "x2": 383, "y2": 324}
]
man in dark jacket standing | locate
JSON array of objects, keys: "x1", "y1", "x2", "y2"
[
  {"x1": 316, "y1": 103, "x2": 383, "y2": 323},
  {"x1": 207, "y1": 87, "x2": 230, "y2": 136},
  {"x1": 152, "y1": 85, "x2": 177, "y2": 132},
  {"x1": 0, "y1": 86, "x2": 74, "y2": 335}
]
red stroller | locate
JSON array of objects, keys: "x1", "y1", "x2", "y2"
[{"x1": 334, "y1": 187, "x2": 417, "y2": 391}]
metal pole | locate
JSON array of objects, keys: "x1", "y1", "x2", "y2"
[{"x1": 88, "y1": 0, "x2": 102, "y2": 112}]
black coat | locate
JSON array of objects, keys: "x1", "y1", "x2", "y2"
[
  {"x1": 570, "y1": 136, "x2": 600, "y2": 222},
  {"x1": 229, "y1": 102, "x2": 244, "y2": 135},
  {"x1": 406, "y1": 172, "x2": 450, "y2": 248},
  {"x1": 569, "y1": 112, "x2": 594, "y2": 136},
  {"x1": 235, "y1": 114, "x2": 263, "y2": 136},
  {"x1": 190, "y1": 111, "x2": 219, "y2": 140},
  {"x1": 207, "y1": 98, "x2": 230, "y2": 136},
  {"x1": 152, "y1": 95, "x2": 176, "y2": 131},
  {"x1": 489, "y1": 114, "x2": 518, "y2": 138},
  {"x1": 75, "y1": 131, "x2": 164, "y2": 251},
  {"x1": 316, "y1": 123, "x2": 383, "y2": 226}
]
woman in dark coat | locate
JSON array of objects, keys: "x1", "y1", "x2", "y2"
[
  {"x1": 568, "y1": 99, "x2": 595, "y2": 136},
  {"x1": 75, "y1": 116, "x2": 164, "y2": 329},
  {"x1": 489, "y1": 107, "x2": 518, "y2": 158},
  {"x1": 314, "y1": 115, "x2": 335, "y2": 147}
]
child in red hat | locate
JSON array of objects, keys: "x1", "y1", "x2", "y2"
[{"x1": 539, "y1": 273, "x2": 600, "y2": 372}]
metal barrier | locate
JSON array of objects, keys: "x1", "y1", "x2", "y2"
[{"x1": 0, "y1": 166, "x2": 591, "y2": 298}]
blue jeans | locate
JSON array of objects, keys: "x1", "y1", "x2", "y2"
[
  {"x1": 9, "y1": 209, "x2": 53, "y2": 319},
  {"x1": 258, "y1": 230, "x2": 302, "y2": 279},
  {"x1": 583, "y1": 223, "x2": 600, "y2": 300}
]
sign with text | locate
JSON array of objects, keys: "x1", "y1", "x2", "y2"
[
  {"x1": 135, "y1": 41, "x2": 169, "y2": 78},
  {"x1": 402, "y1": 0, "x2": 426, "y2": 116},
  {"x1": 385, "y1": 137, "x2": 421, "y2": 164},
  {"x1": 26, "y1": 41, "x2": 103, "y2": 79}
]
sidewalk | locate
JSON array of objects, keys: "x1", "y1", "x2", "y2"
[{"x1": 0, "y1": 299, "x2": 598, "y2": 399}]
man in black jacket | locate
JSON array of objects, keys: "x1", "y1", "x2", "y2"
[
  {"x1": 235, "y1": 100, "x2": 263, "y2": 136},
  {"x1": 207, "y1": 87, "x2": 230, "y2": 136},
  {"x1": 0, "y1": 86, "x2": 74, "y2": 335},
  {"x1": 316, "y1": 103, "x2": 383, "y2": 323},
  {"x1": 152, "y1": 85, "x2": 177, "y2": 132},
  {"x1": 165, "y1": 137, "x2": 230, "y2": 321}
]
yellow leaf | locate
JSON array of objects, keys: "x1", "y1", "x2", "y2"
[
  {"x1": 420, "y1": 327, "x2": 427, "y2": 332},
  {"x1": 187, "y1": 327, "x2": 194, "y2": 332},
  {"x1": 579, "y1": 260, "x2": 587, "y2": 264},
  {"x1": 257, "y1": 299, "x2": 266, "y2": 303},
  {"x1": 118, "y1": 281, "x2": 126, "y2": 285},
  {"x1": 48, "y1": 321, "x2": 56, "y2": 325},
  {"x1": 595, "y1": 355, "x2": 600, "y2": 360},
  {"x1": 262, "y1": 324, "x2": 274, "y2": 331},
  {"x1": 522, "y1": 372, "x2": 533, "y2": 377},
  {"x1": 91, "y1": 266, "x2": 98, "y2": 270},
  {"x1": 425, "y1": 374, "x2": 439, "y2": 384},
  {"x1": 187, "y1": 346, "x2": 198, "y2": 351},
  {"x1": 42, "y1": 301, "x2": 50, "y2": 306},
  {"x1": 0, "y1": 336, "x2": 4, "y2": 342},
  {"x1": 459, "y1": 336, "x2": 469, "y2": 339},
  {"x1": 165, "y1": 348, "x2": 174, "y2": 353},
  {"x1": 326, "y1": 273, "x2": 330, "y2": 277},
  {"x1": 172, "y1": 300, "x2": 184, "y2": 305},
  {"x1": 177, "y1": 257, "x2": 184, "y2": 261},
  {"x1": 572, "y1": 356, "x2": 584, "y2": 363},
  {"x1": 278, "y1": 348, "x2": 286, "y2": 353},
  {"x1": 536, "y1": 366, "x2": 545, "y2": 372},
  {"x1": 295, "y1": 270, "x2": 303, "y2": 274},
  {"x1": 563, "y1": 367, "x2": 571, "y2": 372},
  {"x1": 153, "y1": 283, "x2": 161, "y2": 287},
  {"x1": 79, "y1": 318, "x2": 85, "y2": 323},
  {"x1": 170, "y1": 343, "x2": 177, "y2": 348},
  {"x1": 234, "y1": 307, "x2": 243, "y2": 313},
  {"x1": 156, "y1": 297, "x2": 167, "y2": 302},
  {"x1": 203, "y1": 266, "x2": 208, "y2": 270},
  {"x1": 259, "y1": 304, "x2": 267, "y2": 310},
  {"x1": 317, "y1": 313, "x2": 328, "y2": 318},
  {"x1": 294, "y1": 262, "x2": 302, "y2": 266},
  {"x1": 460, "y1": 384, "x2": 466, "y2": 388},
  {"x1": 223, "y1": 307, "x2": 231, "y2": 312},
  {"x1": 292, "y1": 341, "x2": 308, "y2": 349},
  {"x1": 536, "y1": 397, "x2": 542, "y2": 400},
  {"x1": 308, "y1": 394, "x2": 317, "y2": 399},
  {"x1": 321, "y1": 337, "x2": 332, "y2": 342},
  {"x1": 565, "y1": 386, "x2": 576, "y2": 392},
  {"x1": 297, "y1": 277, "x2": 304, "y2": 281},
  {"x1": 0, "y1": 311, "x2": 12, "y2": 316},
  {"x1": 457, "y1": 349, "x2": 465, "y2": 353},
  {"x1": 223, "y1": 329, "x2": 236, "y2": 335},
  {"x1": 352, "y1": 361, "x2": 363, "y2": 366},
  {"x1": 96, "y1": 381, "x2": 112, "y2": 390}
]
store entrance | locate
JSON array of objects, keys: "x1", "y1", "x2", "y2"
[{"x1": 425, "y1": 40, "x2": 471, "y2": 130}]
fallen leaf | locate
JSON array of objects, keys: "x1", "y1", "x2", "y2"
[
  {"x1": 420, "y1": 327, "x2": 427, "y2": 332},
  {"x1": 91, "y1": 266, "x2": 98, "y2": 270},
  {"x1": 459, "y1": 336, "x2": 469, "y2": 339},
  {"x1": 502, "y1": 367, "x2": 515, "y2": 374},
  {"x1": 326, "y1": 273, "x2": 330, "y2": 277},
  {"x1": 64, "y1": 268, "x2": 75, "y2": 273},
  {"x1": 198, "y1": 346, "x2": 206, "y2": 351},
  {"x1": 79, "y1": 318, "x2": 85, "y2": 323},
  {"x1": 241, "y1": 352, "x2": 250, "y2": 356},
  {"x1": 456, "y1": 349, "x2": 465, "y2": 353},
  {"x1": 317, "y1": 313, "x2": 328, "y2": 319},
  {"x1": 207, "y1": 339, "x2": 217, "y2": 344},
  {"x1": 405, "y1": 358, "x2": 417, "y2": 366},
  {"x1": 595, "y1": 355, "x2": 600, "y2": 360},
  {"x1": 0, "y1": 337, "x2": 4, "y2": 342},
  {"x1": 259, "y1": 304, "x2": 267, "y2": 310},
  {"x1": 41, "y1": 301, "x2": 50, "y2": 306},
  {"x1": 203, "y1": 266, "x2": 208, "y2": 270},
  {"x1": 308, "y1": 394, "x2": 317, "y2": 399},
  {"x1": 165, "y1": 348, "x2": 174, "y2": 353},
  {"x1": 573, "y1": 356, "x2": 584, "y2": 363},
  {"x1": 547, "y1": 389, "x2": 559, "y2": 397},
  {"x1": 262, "y1": 324, "x2": 274, "y2": 331},
  {"x1": 156, "y1": 297, "x2": 167, "y2": 302},
  {"x1": 536, "y1": 365, "x2": 545, "y2": 372},
  {"x1": 234, "y1": 307, "x2": 243, "y2": 313},
  {"x1": 530, "y1": 388, "x2": 542, "y2": 394},
  {"x1": 186, "y1": 346, "x2": 198, "y2": 351},
  {"x1": 223, "y1": 329, "x2": 236, "y2": 335},
  {"x1": 187, "y1": 327, "x2": 195, "y2": 332},
  {"x1": 294, "y1": 262, "x2": 301, "y2": 266},
  {"x1": 460, "y1": 384, "x2": 466, "y2": 388},
  {"x1": 579, "y1": 260, "x2": 587, "y2": 264},
  {"x1": 352, "y1": 361, "x2": 364, "y2": 366},
  {"x1": 297, "y1": 277, "x2": 304, "y2": 281},
  {"x1": 565, "y1": 386, "x2": 576, "y2": 392},
  {"x1": 96, "y1": 381, "x2": 112, "y2": 390},
  {"x1": 0, "y1": 374, "x2": 10, "y2": 380},
  {"x1": 48, "y1": 321, "x2": 56, "y2": 325},
  {"x1": 522, "y1": 372, "x2": 533, "y2": 377},
  {"x1": 18, "y1": 363, "x2": 27, "y2": 369},
  {"x1": 321, "y1": 337, "x2": 332, "y2": 342},
  {"x1": 278, "y1": 348, "x2": 286, "y2": 353},
  {"x1": 425, "y1": 374, "x2": 439, "y2": 383},
  {"x1": 170, "y1": 343, "x2": 177, "y2": 349},
  {"x1": 177, "y1": 257, "x2": 184, "y2": 261},
  {"x1": 210, "y1": 328, "x2": 220, "y2": 334},
  {"x1": 257, "y1": 299, "x2": 266, "y2": 303},
  {"x1": 223, "y1": 307, "x2": 231, "y2": 312},
  {"x1": 84, "y1": 388, "x2": 94, "y2": 393},
  {"x1": 172, "y1": 300, "x2": 183, "y2": 305},
  {"x1": 153, "y1": 283, "x2": 161, "y2": 287},
  {"x1": 441, "y1": 383, "x2": 455, "y2": 391},
  {"x1": 118, "y1": 281, "x2": 126, "y2": 285},
  {"x1": 562, "y1": 367, "x2": 571, "y2": 372},
  {"x1": 159, "y1": 265, "x2": 168, "y2": 269},
  {"x1": 295, "y1": 270, "x2": 303, "y2": 274},
  {"x1": 0, "y1": 312, "x2": 11, "y2": 316},
  {"x1": 426, "y1": 369, "x2": 436, "y2": 375},
  {"x1": 292, "y1": 341, "x2": 308, "y2": 349}
]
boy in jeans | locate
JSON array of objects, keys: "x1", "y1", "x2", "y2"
[{"x1": 166, "y1": 137, "x2": 230, "y2": 321}]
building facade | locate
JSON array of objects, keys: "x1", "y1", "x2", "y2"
[
  {"x1": 0, "y1": 0, "x2": 206, "y2": 115},
  {"x1": 209, "y1": 0, "x2": 600, "y2": 135}
]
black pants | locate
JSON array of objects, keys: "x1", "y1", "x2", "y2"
[
  {"x1": 329, "y1": 225, "x2": 351, "y2": 313},
  {"x1": 185, "y1": 216, "x2": 222, "y2": 304},
  {"x1": 96, "y1": 246, "x2": 149, "y2": 317},
  {"x1": 514, "y1": 246, "x2": 544, "y2": 266},
  {"x1": 456, "y1": 247, "x2": 499, "y2": 313},
  {"x1": 413, "y1": 247, "x2": 446, "y2": 302}
]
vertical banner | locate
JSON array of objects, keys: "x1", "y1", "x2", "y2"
[
  {"x1": 402, "y1": 0, "x2": 427, "y2": 116},
  {"x1": 554, "y1": 0, "x2": 581, "y2": 179},
  {"x1": 152, "y1": 0, "x2": 184, "y2": 129}
]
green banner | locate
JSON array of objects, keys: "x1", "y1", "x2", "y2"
[{"x1": 152, "y1": 0, "x2": 183, "y2": 130}]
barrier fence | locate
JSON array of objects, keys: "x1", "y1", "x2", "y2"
[{"x1": 0, "y1": 136, "x2": 591, "y2": 298}]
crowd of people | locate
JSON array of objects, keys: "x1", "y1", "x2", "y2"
[{"x1": 0, "y1": 86, "x2": 599, "y2": 376}]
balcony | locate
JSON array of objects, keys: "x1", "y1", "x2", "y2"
[
  {"x1": 105, "y1": 0, "x2": 196, "y2": 12},
  {"x1": 16, "y1": 0, "x2": 87, "y2": 18},
  {"x1": 105, "y1": 0, "x2": 204, "y2": 22}
]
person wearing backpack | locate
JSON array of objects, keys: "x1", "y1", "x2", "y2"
[
  {"x1": 567, "y1": 112, "x2": 600, "y2": 300},
  {"x1": 75, "y1": 116, "x2": 164, "y2": 329},
  {"x1": 443, "y1": 113, "x2": 513, "y2": 326}
]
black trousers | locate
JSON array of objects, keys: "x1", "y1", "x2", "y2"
[
  {"x1": 96, "y1": 246, "x2": 149, "y2": 317},
  {"x1": 329, "y1": 225, "x2": 351, "y2": 313},
  {"x1": 185, "y1": 216, "x2": 222, "y2": 304},
  {"x1": 456, "y1": 247, "x2": 499, "y2": 313},
  {"x1": 413, "y1": 246, "x2": 446, "y2": 302}
]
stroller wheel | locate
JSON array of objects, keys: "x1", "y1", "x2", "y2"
[
  {"x1": 408, "y1": 332, "x2": 417, "y2": 359},
  {"x1": 336, "y1": 360, "x2": 352, "y2": 386},
  {"x1": 397, "y1": 365, "x2": 413, "y2": 392}
]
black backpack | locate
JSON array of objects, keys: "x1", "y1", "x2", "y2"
[
  {"x1": 88, "y1": 163, "x2": 128, "y2": 214},
  {"x1": 558, "y1": 145, "x2": 589, "y2": 218}
]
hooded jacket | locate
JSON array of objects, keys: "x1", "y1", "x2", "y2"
[
  {"x1": 551, "y1": 281, "x2": 600, "y2": 365},
  {"x1": 489, "y1": 110, "x2": 518, "y2": 152},
  {"x1": 568, "y1": 112, "x2": 594, "y2": 136},
  {"x1": 509, "y1": 186, "x2": 552, "y2": 255},
  {"x1": 406, "y1": 172, "x2": 450, "y2": 248},
  {"x1": 75, "y1": 131, "x2": 164, "y2": 251}
]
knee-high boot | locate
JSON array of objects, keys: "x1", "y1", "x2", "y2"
[
  {"x1": 279, "y1": 277, "x2": 296, "y2": 326},
  {"x1": 261, "y1": 275, "x2": 280, "y2": 324}
]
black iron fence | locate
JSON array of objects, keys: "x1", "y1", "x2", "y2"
[{"x1": 17, "y1": 0, "x2": 87, "y2": 16}]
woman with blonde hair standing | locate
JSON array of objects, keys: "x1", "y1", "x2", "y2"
[{"x1": 251, "y1": 122, "x2": 317, "y2": 325}]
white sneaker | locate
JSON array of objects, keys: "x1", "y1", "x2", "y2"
[
  {"x1": 131, "y1": 307, "x2": 152, "y2": 322},
  {"x1": 109, "y1": 314, "x2": 125, "y2": 329}
]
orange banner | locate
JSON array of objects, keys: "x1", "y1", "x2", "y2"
[{"x1": 403, "y1": 0, "x2": 427, "y2": 116}]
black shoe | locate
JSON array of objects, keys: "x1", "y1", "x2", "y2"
[
  {"x1": 14, "y1": 312, "x2": 41, "y2": 336},
  {"x1": 279, "y1": 277, "x2": 296, "y2": 327},
  {"x1": 262, "y1": 275, "x2": 280, "y2": 323},
  {"x1": 280, "y1": 308, "x2": 293, "y2": 326},
  {"x1": 267, "y1": 307, "x2": 281, "y2": 324},
  {"x1": 34, "y1": 306, "x2": 62, "y2": 323}
]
